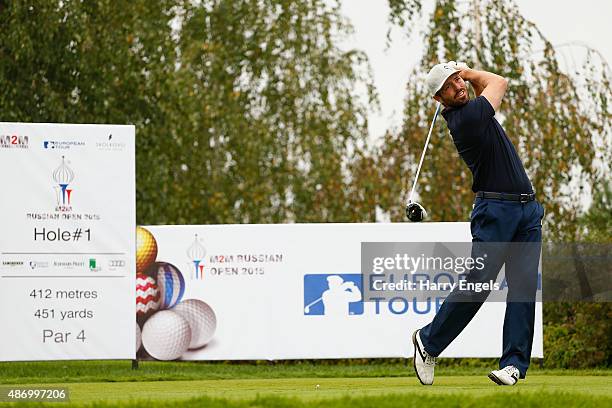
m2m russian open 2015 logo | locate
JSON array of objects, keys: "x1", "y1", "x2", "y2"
[
  {"x1": 187, "y1": 234, "x2": 207, "y2": 280},
  {"x1": 0, "y1": 134, "x2": 29, "y2": 149},
  {"x1": 53, "y1": 156, "x2": 75, "y2": 212},
  {"x1": 303, "y1": 274, "x2": 363, "y2": 316}
]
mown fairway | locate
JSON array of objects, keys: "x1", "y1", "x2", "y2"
[{"x1": 0, "y1": 361, "x2": 610, "y2": 407}]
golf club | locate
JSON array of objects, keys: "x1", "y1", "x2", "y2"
[
  {"x1": 406, "y1": 101, "x2": 441, "y2": 222},
  {"x1": 304, "y1": 297, "x2": 322, "y2": 313},
  {"x1": 303, "y1": 281, "x2": 357, "y2": 313}
]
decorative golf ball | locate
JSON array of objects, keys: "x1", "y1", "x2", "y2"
[
  {"x1": 172, "y1": 299, "x2": 217, "y2": 349},
  {"x1": 146, "y1": 262, "x2": 185, "y2": 309},
  {"x1": 136, "y1": 323, "x2": 142, "y2": 352},
  {"x1": 136, "y1": 272, "x2": 160, "y2": 323},
  {"x1": 136, "y1": 226, "x2": 158, "y2": 272},
  {"x1": 141, "y1": 310, "x2": 191, "y2": 361}
]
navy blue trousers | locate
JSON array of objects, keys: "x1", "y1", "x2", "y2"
[{"x1": 420, "y1": 197, "x2": 544, "y2": 378}]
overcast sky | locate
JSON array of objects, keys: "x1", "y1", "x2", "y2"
[{"x1": 338, "y1": 0, "x2": 612, "y2": 140}]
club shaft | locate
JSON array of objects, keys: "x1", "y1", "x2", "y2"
[
  {"x1": 408, "y1": 102, "x2": 441, "y2": 204},
  {"x1": 305, "y1": 297, "x2": 322, "y2": 310}
]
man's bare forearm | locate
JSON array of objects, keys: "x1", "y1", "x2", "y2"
[
  {"x1": 459, "y1": 69, "x2": 508, "y2": 111},
  {"x1": 469, "y1": 79, "x2": 486, "y2": 96},
  {"x1": 459, "y1": 69, "x2": 503, "y2": 94}
]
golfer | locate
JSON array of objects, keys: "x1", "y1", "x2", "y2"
[{"x1": 412, "y1": 62, "x2": 544, "y2": 386}]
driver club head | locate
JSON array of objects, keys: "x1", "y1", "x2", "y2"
[{"x1": 406, "y1": 202, "x2": 427, "y2": 222}]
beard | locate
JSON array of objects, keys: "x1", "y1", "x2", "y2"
[{"x1": 441, "y1": 89, "x2": 469, "y2": 107}]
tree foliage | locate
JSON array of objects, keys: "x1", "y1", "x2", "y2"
[
  {"x1": 166, "y1": 0, "x2": 376, "y2": 224},
  {"x1": 375, "y1": 0, "x2": 611, "y2": 241},
  {"x1": 0, "y1": 0, "x2": 179, "y2": 125},
  {"x1": 0, "y1": 0, "x2": 375, "y2": 224},
  {"x1": 577, "y1": 180, "x2": 612, "y2": 243}
]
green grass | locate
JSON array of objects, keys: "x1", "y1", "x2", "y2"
[
  {"x1": 0, "y1": 360, "x2": 609, "y2": 384},
  {"x1": 1, "y1": 376, "x2": 611, "y2": 407},
  {"x1": 0, "y1": 361, "x2": 609, "y2": 407}
]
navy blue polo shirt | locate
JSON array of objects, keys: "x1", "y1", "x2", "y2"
[{"x1": 441, "y1": 96, "x2": 533, "y2": 194}]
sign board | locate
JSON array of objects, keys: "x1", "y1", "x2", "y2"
[
  {"x1": 137, "y1": 223, "x2": 543, "y2": 360},
  {"x1": 0, "y1": 123, "x2": 135, "y2": 361}
]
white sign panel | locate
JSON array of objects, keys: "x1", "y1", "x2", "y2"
[
  {"x1": 0, "y1": 123, "x2": 135, "y2": 361},
  {"x1": 137, "y1": 223, "x2": 543, "y2": 360}
]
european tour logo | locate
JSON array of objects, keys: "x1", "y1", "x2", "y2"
[{"x1": 303, "y1": 274, "x2": 364, "y2": 316}]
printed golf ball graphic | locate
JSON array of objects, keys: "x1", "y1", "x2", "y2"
[
  {"x1": 136, "y1": 272, "x2": 161, "y2": 323},
  {"x1": 136, "y1": 323, "x2": 142, "y2": 352},
  {"x1": 134, "y1": 231, "x2": 217, "y2": 360},
  {"x1": 172, "y1": 299, "x2": 217, "y2": 349},
  {"x1": 136, "y1": 226, "x2": 158, "y2": 272},
  {"x1": 142, "y1": 310, "x2": 192, "y2": 361},
  {"x1": 146, "y1": 262, "x2": 185, "y2": 309}
]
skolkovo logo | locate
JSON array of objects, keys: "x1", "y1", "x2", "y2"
[
  {"x1": 96, "y1": 133, "x2": 126, "y2": 151},
  {"x1": 187, "y1": 234, "x2": 207, "y2": 280},
  {"x1": 53, "y1": 156, "x2": 75, "y2": 212},
  {"x1": 303, "y1": 274, "x2": 363, "y2": 316}
]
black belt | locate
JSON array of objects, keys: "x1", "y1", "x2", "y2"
[{"x1": 476, "y1": 191, "x2": 535, "y2": 203}]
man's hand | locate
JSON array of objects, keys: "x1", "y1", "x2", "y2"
[
  {"x1": 456, "y1": 67, "x2": 481, "y2": 95},
  {"x1": 446, "y1": 60, "x2": 470, "y2": 71},
  {"x1": 446, "y1": 61, "x2": 477, "y2": 93}
]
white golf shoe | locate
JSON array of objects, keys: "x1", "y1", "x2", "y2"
[
  {"x1": 488, "y1": 365, "x2": 520, "y2": 385},
  {"x1": 412, "y1": 330, "x2": 436, "y2": 385}
]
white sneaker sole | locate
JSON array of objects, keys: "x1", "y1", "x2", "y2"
[{"x1": 488, "y1": 371, "x2": 517, "y2": 386}]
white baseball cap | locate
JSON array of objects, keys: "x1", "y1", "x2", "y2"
[{"x1": 426, "y1": 62, "x2": 460, "y2": 96}]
